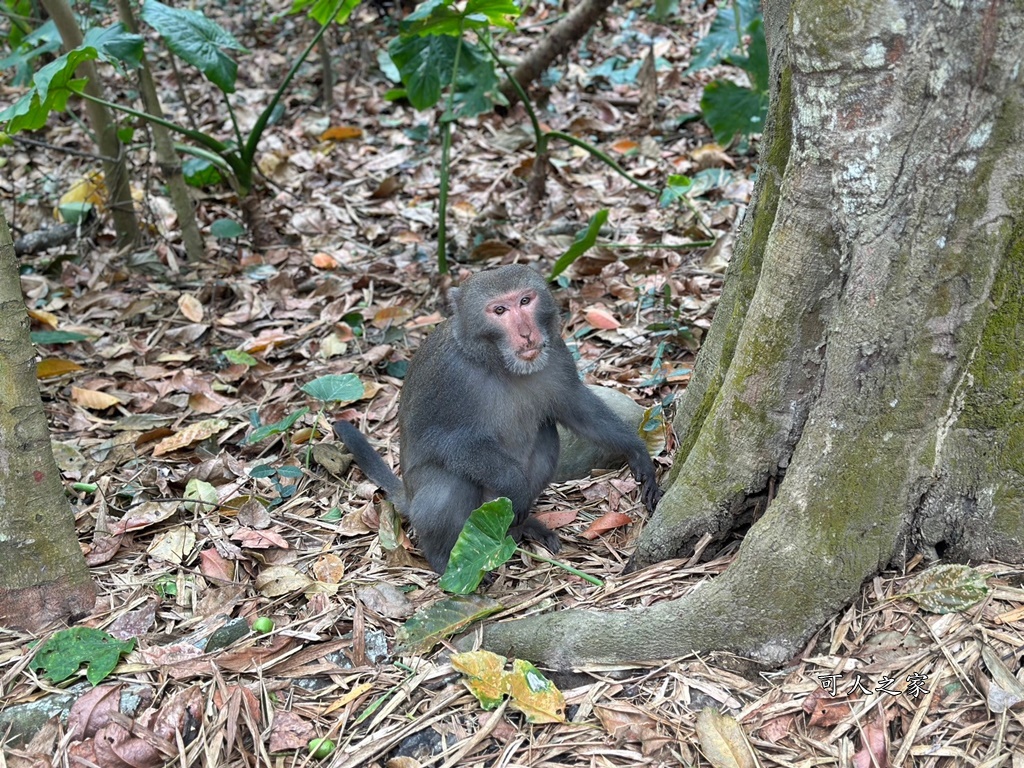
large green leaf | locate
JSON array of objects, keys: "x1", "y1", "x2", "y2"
[
  {"x1": 447, "y1": 40, "x2": 504, "y2": 119},
  {"x1": 438, "y1": 497, "x2": 517, "y2": 594},
  {"x1": 290, "y1": 0, "x2": 363, "y2": 25},
  {"x1": 141, "y1": 0, "x2": 246, "y2": 94},
  {"x1": 726, "y1": 18, "x2": 769, "y2": 92},
  {"x1": 402, "y1": 0, "x2": 519, "y2": 35},
  {"x1": 388, "y1": 33, "x2": 455, "y2": 109},
  {"x1": 550, "y1": 209, "x2": 608, "y2": 279},
  {"x1": 0, "y1": 19, "x2": 61, "y2": 87},
  {"x1": 0, "y1": 48, "x2": 92, "y2": 131},
  {"x1": 30, "y1": 627, "x2": 135, "y2": 686},
  {"x1": 686, "y1": 0, "x2": 761, "y2": 75},
  {"x1": 81, "y1": 23, "x2": 145, "y2": 68},
  {"x1": 395, "y1": 594, "x2": 503, "y2": 655},
  {"x1": 300, "y1": 373, "x2": 364, "y2": 404},
  {"x1": 700, "y1": 79, "x2": 768, "y2": 144}
]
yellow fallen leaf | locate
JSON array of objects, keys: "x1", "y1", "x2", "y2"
[
  {"x1": 37, "y1": 358, "x2": 84, "y2": 379},
  {"x1": 322, "y1": 682, "x2": 374, "y2": 715},
  {"x1": 71, "y1": 386, "x2": 121, "y2": 410},
  {"x1": 320, "y1": 125, "x2": 363, "y2": 141},
  {"x1": 610, "y1": 139, "x2": 639, "y2": 154},
  {"x1": 56, "y1": 171, "x2": 106, "y2": 218},
  {"x1": 26, "y1": 309, "x2": 58, "y2": 328}
]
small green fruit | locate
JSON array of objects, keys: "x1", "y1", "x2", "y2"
[
  {"x1": 308, "y1": 737, "x2": 336, "y2": 758},
  {"x1": 252, "y1": 617, "x2": 274, "y2": 634}
]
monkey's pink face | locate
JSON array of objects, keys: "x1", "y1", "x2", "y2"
[{"x1": 487, "y1": 289, "x2": 548, "y2": 372}]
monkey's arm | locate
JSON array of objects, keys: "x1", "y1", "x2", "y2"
[
  {"x1": 557, "y1": 387, "x2": 662, "y2": 513},
  {"x1": 333, "y1": 421, "x2": 406, "y2": 505}
]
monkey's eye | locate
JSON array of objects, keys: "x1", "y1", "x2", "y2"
[
  {"x1": 493, "y1": 306, "x2": 506, "y2": 316},
  {"x1": 520, "y1": 295, "x2": 531, "y2": 306}
]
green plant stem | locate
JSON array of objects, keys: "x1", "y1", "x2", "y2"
[
  {"x1": 732, "y1": 0, "x2": 744, "y2": 51},
  {"x1": 224, "y1": 96, "x2": 245, "y2": 161},
  {"x1": 437, "y1": 121, "x2": 452, "y2": 274},
  {"x1": 79, "y1": 91, "x2": 230, "y2": 154},
  {"x1": 435, "y1": 26, "x2": 466, "y2": 275},
  {"x1": 545, "y1": 130, "x2": 659, "y2": 195},
  {"x1": 519, "y1": 549, "x2": 603, "y2": 586},
  {"x1": 241, "y1": 6, "x2": 337, "y2": 165}
]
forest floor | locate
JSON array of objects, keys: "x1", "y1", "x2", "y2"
[{"x1": 1, "y1": 1, "x2": 1022, "y2": 766}]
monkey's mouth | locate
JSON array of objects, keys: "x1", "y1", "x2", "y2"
[{"x1": 517, "y1": 346, "x2": 543, "y2": 361}]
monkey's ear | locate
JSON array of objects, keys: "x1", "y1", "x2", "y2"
[{"x1": 444, "y1": 286, "x2": 461, "y2": 316}]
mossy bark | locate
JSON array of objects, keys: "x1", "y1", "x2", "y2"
[
  {"x1": 480, "y1": 0, "x2": 1024, "y2": 668},
  {"x1": 0, "y1": 208, "x2": 96, "y2": 632}
]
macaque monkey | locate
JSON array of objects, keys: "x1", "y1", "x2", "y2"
[{"x1": 334, "y1": 265, "x2": 661, "y2": 573}]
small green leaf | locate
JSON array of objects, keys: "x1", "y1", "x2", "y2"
[
  {"x1": 183, "y1": 478, "x2": 219, "y2": 513},
  {"x1": 438, "y1": 498, "x2": 518, "y2": 594},
  {"x1": 182, "y1": 157, "x2": 224, "y2": 187},
  {"x1": 56, "y1": 202, "x2": 94, "y2": 225},
  {"x1": 321, "y1": 507, "x2": 343, "y2": 522},
  {"x1": 300, "y1": 373, "x2": 365, "y2": 404},
  {"x1": 153, "y1": 574, "x2": 177, "y2": 598},
  {"x1": 30, "y1": 627, "x2": 135, "y2": 686},
  {"x1": 246, "y1": 407, "x2": 310, "y2": 444},
  {"x1": 209, "y1": 218, "x2": 246, "y2": 239},
  {"x1": 249, "y1": 463, "x2": 277, "y2": 479},
  {"x1": 141, "y1": 0, "x2": 247, "y2": 94},
  {"x1": 550, "y1": 210, "x2": 609, "y2": 280},
  {"x1": 30, "y1": 330, "x2": 90, "y2": 345},
  {"x1": 222, "y1": 348, "x2": 257, "y2": 366},
  {"x1": 395, "y1": 594, "x2": 503, "y2": 655},
  {"x1": 659, "y1": 174, "x2": 693, "y2": 207}
]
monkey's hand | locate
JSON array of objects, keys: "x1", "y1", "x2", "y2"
[
  {"x1": 631, "y1": 458, "x2": 662, "y2": 514},
  {"x1": 511, "y1": 516, "x2": 561, "y2": 555}
]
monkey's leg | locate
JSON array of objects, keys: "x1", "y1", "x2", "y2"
[{"x1": 406, "y1": 467, "x2": 482, "y2": 573}]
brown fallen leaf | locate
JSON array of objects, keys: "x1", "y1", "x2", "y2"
[
  {"x1": 581, "y1": 511, "x2": 634, "y2": 540},
  {"x1": 71, "y1": 386, "x2": 121, "y2": 410},
  {"x1": 177, "y1": 293, "x2": 204, "y2": 322},
  {"x1": 152, "y1": 419, "x2": 230, "y2": 456}
]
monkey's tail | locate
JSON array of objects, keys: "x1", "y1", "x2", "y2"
[{"x1": 332, "y1": 420, "x2": 405, "y2": 503}]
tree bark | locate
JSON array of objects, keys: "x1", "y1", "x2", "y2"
[
  {"x1": 41, "y1": 0, "x2": 140, "y2": 250},
  {"x1": 0, "y1": 207, "x2": 96, "y2": 632},
  {"x1": 479, "y1": 0, "x2": 1024, "y2": 668}
]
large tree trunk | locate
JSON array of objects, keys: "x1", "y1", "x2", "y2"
[
  {"x1": 480, "y1": 0, "x2": 1024, "y2": 669},
  {"x1": 0, "y1": 207, "x2": 96, "y2": 632}
]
